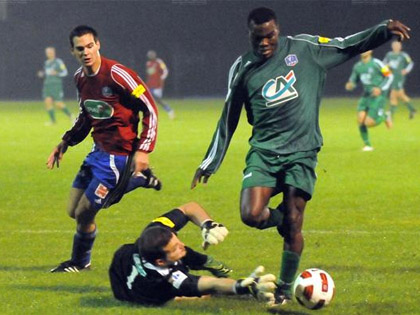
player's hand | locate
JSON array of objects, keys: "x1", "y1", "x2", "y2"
[
  {"x1": 191, "y1": 168, "x2": 211, "y2": 189},
  {"x1": 46, "y1": 141, "x2": 68, "y2": 169},
  {"x1": 235, "y1": 266, "x2": 276, "y2": 303},
  {"x1": 401, "y1": 69, "x2": 408, "y2": 76},
  {"x1": 371, "y1": 87, "x2": 381, "y2": 97},
  {"x1": 134, "y1": 151, "x2": 149, "y2": 174},
  {"x1": 201, "y1": 220, "x2": 229, "y2": 250},
  {"x1": 387, "y1": 20, "x2": 411, "y2": 41},
  {"x1": 345, "y1": 82, "x2": 355, "y2": 91},
  {"x1": 37, "y1": 71, "x2": 44, "y2": 78}
]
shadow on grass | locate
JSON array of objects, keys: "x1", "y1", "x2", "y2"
[
  {"x1": 0, "y1": 265, "x2": 55, "y2": 272},
  {"x1": 9, "y1": 284, "x2": 109, "y2": 294}
]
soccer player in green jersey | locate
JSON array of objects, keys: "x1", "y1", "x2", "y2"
[
  {"x1": 190, "y1": 7, "x2": 410, "y2": 308},
  {"x1": 37, "y1": 47, "x2": 73, "y2": 125},
  {"x1": 383, "y1": 40, "x2": 416, "y2": 119},
  {"x1": 345, "y1": 50, "x2": 393, "y2": 151}
]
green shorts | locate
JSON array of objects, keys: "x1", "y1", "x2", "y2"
[
  {"x1": 242, "y1": 148, "x2": 318, "y2": 200},
  {"x1": 391, "y1": 76, "x2": 405, "y2": 90},
  {"x1": 357, "y1": 95, "x2": 386, "y2": 121},
  {"x1": 42, "y1": 83, "x2": 64, "y2": 101}
]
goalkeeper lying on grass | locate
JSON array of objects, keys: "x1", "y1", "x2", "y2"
[{"x1": 109, "y1": 201, "x2": 276, "y2": 306}]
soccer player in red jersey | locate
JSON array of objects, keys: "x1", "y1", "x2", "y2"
[
  {"x1": 146, "y1": 50, "x2": 175, "y2": 119},
  {"x1": 46, "y1": 25, "x2": 160, "y2": 272}
]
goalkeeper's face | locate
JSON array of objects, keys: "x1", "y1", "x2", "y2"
[
  {"x1": 161, "y1": 233, "x2": 186, "y2": 265},
  {"x1": 249, "y1": 19, "x2": 279, "y2": 60}
]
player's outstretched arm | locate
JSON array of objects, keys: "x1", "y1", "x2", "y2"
[
  {"x1": 46, "y1": 140, "x2": 68, "y2": 169},
  {"x1": 387, "y1": 20, "x2": 410, "y2": 41},
  {"x1": 190, "y1": 168, "x2": 211, "y2": 189},
  {"x1": 197, "y1": 266, "x2": 276, "y2": 303},
  {"x1": 177, "y1": 201, "x2": 228, "y2": 250}
]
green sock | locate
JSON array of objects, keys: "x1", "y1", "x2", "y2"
[
  {"x1": 359, "y1": 125, "x2": 370, "y2": 146},
  {"x1": 390, "y1": 105, "x2": 397, "y2": 116},
  {"x1": 279, "y1": 250, "x2": 300, "y2": 285},
  {"x1": 255, "y1": 207, "x2": 284, "y2": 230},
  {"x1": 61, "y1": 107, "x2": 72, "y2": 117},
  {"x1": 47, "y1": 109, "x2": 56, "y2": 123},
  {"x1": 405, "y1": 102, "x2": 415, "y2": 112}
]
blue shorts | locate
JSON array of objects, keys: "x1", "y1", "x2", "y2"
[{"x1": 72, "y1": 149, "x2": 129, "y2": 210}]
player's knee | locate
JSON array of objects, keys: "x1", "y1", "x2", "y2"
[{"x1": 240, "y1": 205, "x2": 264, "y2": 228}]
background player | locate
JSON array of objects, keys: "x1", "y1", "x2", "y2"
[
  {"x1": 37, "y1": 47, "x2": 74, "y2": 125},
  {"x1": 109, "y1": 201, "x2": 276, "y2": 306},
  {"x1": 191, "y1": 7, "x2": 410, "y2": 308},
  {"x1": 46, "y1": 25, "x2": 160, "y2": 273},
  {"x1": 146, "y1": 50, "x2": 175, "y2": 119},
  {"x1": 383, "y1": 40, "x2": 416, "y2": 119},
  {"x1": 345, "y1": 50, "x2": 393, "y2": 151}
]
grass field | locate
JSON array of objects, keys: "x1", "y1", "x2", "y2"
[{"x1": 0, "y1": 98, "x2": 419, "y2": 314}]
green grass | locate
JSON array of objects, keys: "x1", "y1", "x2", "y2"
[{"x1": 0, "y1": 98, "x2": 419, "y2": 314}]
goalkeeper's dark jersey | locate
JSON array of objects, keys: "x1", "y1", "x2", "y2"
[
  {"x1": 109, "y1": 209, "x2": 204, "y2": 305},
  {"x1": 199, "y1": 21, "x2": 393, "y2": 174}
]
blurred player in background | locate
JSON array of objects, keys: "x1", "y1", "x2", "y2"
[
  {"x1": 345, "y1": 50, "x2": 393, "y2": 151},
  {"x1": 37, "y1": 47, "x2": 74, "y2": 125},
  {"x1": 109, "y1": 201, "x2": 276, "y2": 306},
  {"x1": 191, "y1": 7, "x2": 410, "y2": 308},
  {"x1": 383, "y1": 40, "x2": 415, "y2": 119},
  {"x1": 146, "y1": 50, "x2": 175, "y2": 119},
  {"x1": 47, "y1": 25, "x2": 160, "y2": 273}
]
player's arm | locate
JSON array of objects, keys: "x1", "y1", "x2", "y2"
[
  {"x1": 191, "y1": 57, "x2": 245, "y2": 189},
  {"x1": 57, "y1": 59, "x2": 68, "y2": 78},
  {"x1": 402, "y1": 53, "x2": 414, "y2": 75},
  {"x1": 158, "y1": 59, "x2": 168, "y2": 81},
  {"x1": 46, "y1": 102, "x2": 91, "y2": 169},
  {"x1": 110, "y1": 64, "x2": 158, "y2": 173},
  {"x1": 306, "y1": 20, "x2": 410, "y2": 70},
  {"x1": 374, "y1": 59, "x2": 393, "y2": 96},
  {"x1": 345, "y1": 65, "x2": 358, "y2": 91}
]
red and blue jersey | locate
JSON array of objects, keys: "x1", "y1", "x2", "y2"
[{"x1": 63, "y1": 56, "x2": 158, "y2": 155}]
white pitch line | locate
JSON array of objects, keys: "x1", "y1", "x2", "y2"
[{"x1": 1, "y1": 229, "x2": 420, "y2": 235}]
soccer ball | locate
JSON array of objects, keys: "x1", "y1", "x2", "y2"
[{"x1": 293, "y1": 268, "x2": 335, "y2": 310}]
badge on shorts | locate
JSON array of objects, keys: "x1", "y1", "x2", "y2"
[
  {"x1": 284, "y1": 54, "x2": 298, "y2": 67},
  {"x1": 95, "y1": 183, "x2": 109, "y2": 199}
]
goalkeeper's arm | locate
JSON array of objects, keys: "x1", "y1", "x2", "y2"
[{"x1": 177, "y1": 202, "x2": 229, "y2": 249}]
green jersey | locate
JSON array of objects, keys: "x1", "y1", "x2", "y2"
[
  {"x1": 383, "y1": 51, "x2": 413, "y2": 89},
  {"x1": 348, "y1": 58, "x2": 393, "y2": 97},
  {"x1": 199, "y1": 21, "x2": 393, "y2": 174},
  {"x1": 43, "y1": 58, "x2": 68, "y2": 86}
]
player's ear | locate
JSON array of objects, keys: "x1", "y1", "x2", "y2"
[
  {"x1": 96, "y1": 40, "x2": 101, "y2": 51},
  {"x1": 155, "y1": 258, "x2": 166, "y2": 266}
]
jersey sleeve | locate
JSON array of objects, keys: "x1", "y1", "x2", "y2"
[
  {"x1": 301, "y1": 20, "x2": 393, "y2": 70},
  {"x1": 373, "y1": 59, "x2": 393, "y2": 91},
  {"x1": 56, "y1": 59, "x2": 68, "y2": 78},
  {"x1": 148, "y1": 209, "x2": 189, "y2": 232},
  {"x1": 168, "y1": 271, "x2": 202, "y2": 298},
  {"x1": 348, "y1": 64, "x2": 359, "y2": 85},
  {"x1": 198, "y1": 56, "x2": 245, "y2": 174},
  {"x1": 111, "y1": 64, "x2": 158, "y2": 153},
  {"x1": 157, "y1": 59, "x2": 169, "y2": 80},
  {"x1": 62, "y1": 94, "x2": 92, "y2": 146},
  {"x1": 403, "y1": 53, "x2": 414, "y2": 73}
]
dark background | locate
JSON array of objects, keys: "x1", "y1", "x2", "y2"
[{"x1": 0, "y1": 0, "x2": 418, "y2": 99}]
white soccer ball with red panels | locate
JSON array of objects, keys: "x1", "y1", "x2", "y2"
[{"x1": 293, "y1": 268, "x2": 335, "y2": 310}]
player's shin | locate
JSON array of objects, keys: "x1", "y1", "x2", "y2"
[{"x1": 70, "y1": 227, "x2": 97, "y2": 267}]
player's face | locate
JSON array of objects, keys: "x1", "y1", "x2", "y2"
[
  {"x1": 45, "y1": 48, "x2": 55, "y2": 60},
  {"x1": 392, "y1": 41, "x2": 402, "y2": 53},
  {"x1": 249, "y1": 19, "x2": 279, "y2": 60},
  {"x1": 360, "y1": 50, "x2": 372, "y2": 63},
  {"x1": 162, "y1": 233, "x2": 186, "y2": 264},
  {"x1": 71, "y1": 33, "x2": 101, "y2": 73}
]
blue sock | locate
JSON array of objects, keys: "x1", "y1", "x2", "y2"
[
  {"x1": 71, "y1": 229, "x2": 97, "y2": 266},
  {"x1": 124, "y1": 174, "x2": 148, "y2": 193}
]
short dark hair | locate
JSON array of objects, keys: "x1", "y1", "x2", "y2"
[
  {"x1": 69, "y1": 25, "x2": 98, "y2": 48},
  {"x1": 137, "y1": 226, "x2": 173, "y2": 263},
  {"x1": 247, "y1": 7, "x2": 277, "y2": 27}
]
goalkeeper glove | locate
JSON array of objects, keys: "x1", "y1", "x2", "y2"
[
  {"x1": 234, "y1": 266, "x2": 276, "y2": 303},
  {"x1": 200, "y1": 219, "x2": 228, "y2": 250}
]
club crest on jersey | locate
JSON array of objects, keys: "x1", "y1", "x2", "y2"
[
  {"x1": 102, "y1": 86, "x2": 113, "y2": 97},
  {"x1": 84, "y1": 99, "x2": 114, "y2": 119},
  {"x1": 284, "y1": 54, "x2": 298, "y2": 67},
  {"x1": 262, "y1": 70, "x2": 298, "y2": 107}
]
